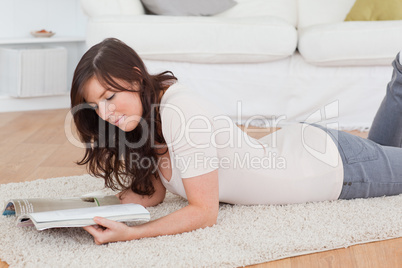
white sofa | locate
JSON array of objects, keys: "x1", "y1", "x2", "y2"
[{"x1": 81, "y1": 0, "x2": 402, "y2": 129}]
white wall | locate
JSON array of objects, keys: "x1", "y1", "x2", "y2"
[{"x1": 0, "y1": 0, "x2": 87, "y2": 38}]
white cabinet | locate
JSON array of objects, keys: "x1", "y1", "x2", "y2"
[
  {"x1": 0, "y1": 37, "x2": 86, "y2": 97},
  {"x1": 0, "y1": 46, "x2": 68, "y2": 97}
]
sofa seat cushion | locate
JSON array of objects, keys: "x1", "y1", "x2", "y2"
[
  {"x1": 86, "y1": 15, "x2": 297, "y2": 63},
  {"x1": 298, "y1": 20, "x2": 402, "y2": 66}
]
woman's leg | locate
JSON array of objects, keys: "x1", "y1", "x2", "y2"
[
  {"x1": 336, "y1": 136, "x2": 402, "y2": 200},
  {"x1": 368, "y1": 52, "x2": 402, "y2": 147}
]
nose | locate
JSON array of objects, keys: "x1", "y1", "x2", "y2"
[{"x1": 97, "y1": 100, "x2": 113, "y2": 121}]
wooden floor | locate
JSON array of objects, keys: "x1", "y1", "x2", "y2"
[{"x1": 1, "y1": 108, "x2": 401, "y2": 267}]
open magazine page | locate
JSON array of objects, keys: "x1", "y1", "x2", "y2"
[
  {"x1": 2, "y1": 195, "x2": 120, "y2": 217},
  {"x1": 17, "y1": 204, "x2": 150, "y2": 230}
]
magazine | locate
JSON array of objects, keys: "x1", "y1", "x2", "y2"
[{"x1": 2, "y1": 193, "x2": 150, "y2": 230}]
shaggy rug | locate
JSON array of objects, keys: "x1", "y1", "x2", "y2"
[{"x1": 1, "y1": 174, "x2": 402, "y2": 267}]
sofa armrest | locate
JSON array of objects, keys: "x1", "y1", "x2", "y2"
[{"x1": 81, "y1": 0, "x2": 145, "y2": 17}]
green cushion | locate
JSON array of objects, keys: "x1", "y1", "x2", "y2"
[{"x1": 345, "y1": 0, "x2": 402, "y2": 21}]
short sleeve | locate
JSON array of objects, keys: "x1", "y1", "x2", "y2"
[{"x1": 160, "y1": 92, "x2": 219, "y2": 179}]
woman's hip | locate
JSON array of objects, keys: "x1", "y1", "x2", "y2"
[{"x1": 311, "y1": 124, "x2": 402, "y2": 200}]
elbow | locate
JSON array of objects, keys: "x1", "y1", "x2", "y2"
[
  {"x1": 144, "y1": 194, "x2": 165, "y2": 208},
  {"x1": 189, "y1": 201, "x2": 219, "y2": 228},
  {"x1": 146, "y1": 188, "x2": 166, "y2": 207},
  {"x1": 201, "y1": 207, "x2": 219, "y2": 228},
  {"x1": 205, "y1": 217, "x2": 217, "y2": 228},
  {"x1": 153, "y1": 190, "x2": 166, "y2": 206}
]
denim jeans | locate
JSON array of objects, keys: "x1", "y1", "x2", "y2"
[{"x1": 314, "y1": 53, "x2": 402, "y2": 200}]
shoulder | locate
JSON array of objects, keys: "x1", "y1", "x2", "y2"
[
  {"x1": 158, "y1": 83, "x2": 218, "y2": 142},
  {"x1": 160, "y1": 83, "x2": 196, "y2": 107},
  {"x1": 159, "y1": 83, "x2": 210, "y2": 121}
]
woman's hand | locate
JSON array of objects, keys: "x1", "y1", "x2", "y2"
[{"x1": 83, "y1": 217, "x2": 135, "y2": 245}]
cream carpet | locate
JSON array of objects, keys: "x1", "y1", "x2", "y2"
[{"x1": 1, "y1": 175, "x2": 402, "y2": 268}]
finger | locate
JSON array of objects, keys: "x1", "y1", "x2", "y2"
[
  {"x1": 93, "y1": 216, "x2": 119, "y2": 229},
  {"x1": 83, "y1": 225, "x2": 101, "y2": 237},
  {"x1": 93, "y1": 224, "x2": 106, "y2": 230},
  {"x1": 93, "y1": 224, "x2": 101, "y2": 230}
]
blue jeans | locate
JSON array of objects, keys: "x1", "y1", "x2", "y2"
[{"x1": 315, "y1": 53, "x2": 402, "y2": 200}]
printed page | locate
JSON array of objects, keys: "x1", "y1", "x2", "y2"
[{"x1": 2, "y1": 195, "x2": 120, "y2": 216}]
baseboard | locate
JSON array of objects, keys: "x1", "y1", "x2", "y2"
[{"x1": 0, "y1": 94, "x2": 70, "y2": 113}]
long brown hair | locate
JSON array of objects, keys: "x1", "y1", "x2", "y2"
[{"x1": 70, "y1": 38, "x2": 177, "y2": 196}]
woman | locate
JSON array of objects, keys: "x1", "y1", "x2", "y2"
[{"x1": 71, "y1": 38, "x2": 402, "y2": 245}]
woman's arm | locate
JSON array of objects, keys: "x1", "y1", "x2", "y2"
[
  {"x1": 131, "y1": 169, "x2": 219, "y2": 238},
  {"x1": 83, "y1": 169, "x2": 219, "y2": 244},
  {"x1": 117, "y1": 175, "x2": 166, "y2": 207}
]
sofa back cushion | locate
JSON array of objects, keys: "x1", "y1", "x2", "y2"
[
  {"x1": 298, "y1": 0, "x2": 355, "y2": 28},
  {"x1": 87, "y1": 15, "x2": 298, "y2": 63},
  {"x1": 215, "y1": 0, "x2": 297, "y2": 27},
  {"x1": 81, "y1": 0, "x2": 145, "y2": 17}
]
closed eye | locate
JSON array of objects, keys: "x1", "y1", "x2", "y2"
[
  {"x1": 84, "y1": 93, "x2": 114, "y2": 110},
  {"x1": 106, "y1": 94, "x2": 115, "y2": 101}
]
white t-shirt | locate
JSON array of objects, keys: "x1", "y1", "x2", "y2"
[{"x1": 157, "y1": 83, "x2": 344, "y2": 205}]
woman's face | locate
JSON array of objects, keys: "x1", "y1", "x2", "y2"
[{"x1": 83, "y1": 76, "x2": 143, "y2": 132}]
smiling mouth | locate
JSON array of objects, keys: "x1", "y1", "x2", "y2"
[{"x1": 115, "y1": 115, "x2": 124, "y2": 125}]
